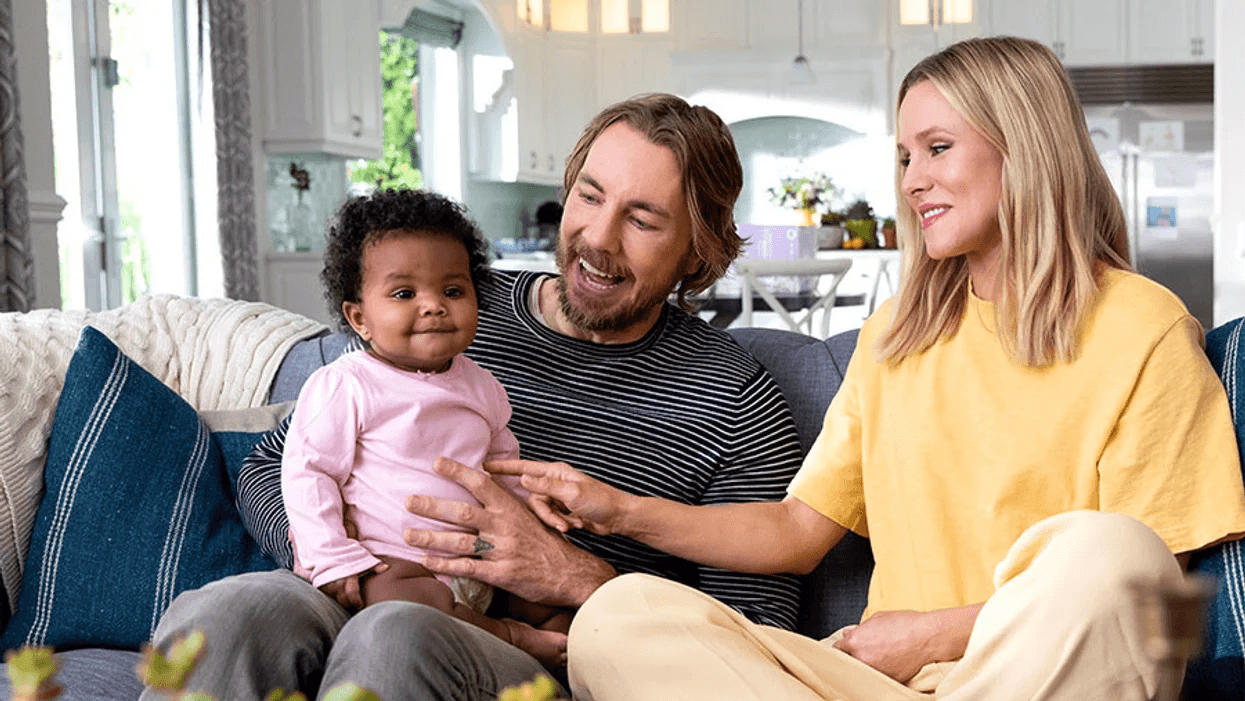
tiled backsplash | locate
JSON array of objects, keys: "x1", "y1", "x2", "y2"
[{"x1": 267, "y1": 154, "x2": 349, "y2": 253}]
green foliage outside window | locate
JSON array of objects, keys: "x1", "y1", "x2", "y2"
[
  {"x1": 350, "y1": 31, "x2": 423, "y2": 192},
  {"x1": 120, "y1": 199, "x2": 151, "y2": 305}
]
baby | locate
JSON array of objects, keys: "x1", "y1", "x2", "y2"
[{"x1": 282, "y1": 189, "x2": 568, "y2": 666}]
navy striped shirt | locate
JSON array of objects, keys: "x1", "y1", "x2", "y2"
[{"x1": 239, "y1": 270, "x2": 803, "y2": 629}]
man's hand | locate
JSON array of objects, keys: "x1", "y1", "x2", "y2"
[
  {"x1": 832, "y1": 605, "x2": 981, "y2": 683},
  {"x1": 404, "y1": 457, "x2": 617, "y2": 608},
  {"x1": 486, "y1": 459, "x2": 631, "y2": 536}
]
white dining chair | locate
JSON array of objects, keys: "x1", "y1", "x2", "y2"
[{"x1": 733, "y1": 257, "x2": 853, "y2": 337}]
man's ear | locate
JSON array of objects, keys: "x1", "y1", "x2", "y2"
[
  {"x1": 683, "y1": 257, "x2": 706, "y2": 283},
  {"x1": 342, "y1": 301, "x2": 369, "y2": 341}
]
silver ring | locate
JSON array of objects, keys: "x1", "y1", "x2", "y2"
[{"x1": 472, "y1": 536, "x2": 494, "y2": 555}]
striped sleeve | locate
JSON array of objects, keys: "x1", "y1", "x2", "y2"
[{"x1": 236, "y1": 415, "x2": 294, "y2": 569}]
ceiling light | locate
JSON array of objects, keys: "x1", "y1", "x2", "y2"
[{"x1": 789, "y1": 0, "x2": 815, "y2": 85}]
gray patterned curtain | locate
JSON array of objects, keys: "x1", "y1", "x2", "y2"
[
  {"x1": 208, "y1": 0, "x2": 259, "y2": 301},
  {"x1": 0, "y1": 0, "x2": 32, "y2": 312}
]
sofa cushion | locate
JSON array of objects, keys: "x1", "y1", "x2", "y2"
[
  {"x1": 727, "y1": 327, "x2": 857, "y2": 455},
  {"x1": 1186, "y1": 316, "x2": 1245, "y2": 699},
  {"x1": 0, "y1": 327, "x2": 281, "y2": 652},
  {"x1": 267, "y1": 330, "x2": 350, "y2": 404},
  {"x1": 727, "y1": 327, "x2": 873, "y2": 638}
]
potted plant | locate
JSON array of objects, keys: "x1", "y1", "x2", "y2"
[
  {"x1": 881, "y1": 217, "x2": 897, "y2": 249},
  {"x1": 767, "y1": 173, "x2": 839, "y2": 227},
  {"x1": 818, "y1": 210, "x2": 846, "y2": 250},
  {"x1": 843, "y1": 199, "x2": 877, "y2": 249}
]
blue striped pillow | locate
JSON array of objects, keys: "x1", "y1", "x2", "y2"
[
  {"x1": 1186, "y1": 316, "x2": 1245, "y2": 699},
  {"x1": 0, "y1": 326, "x2": 278, "y2": 652}
]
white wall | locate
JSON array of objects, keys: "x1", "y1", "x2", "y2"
[
  {"x1": 1214, "y1": 0, "x2": 1245, "y2": 325},
  {"x1": 13, "y1": 0, "x2": 64, "y2": 310}
]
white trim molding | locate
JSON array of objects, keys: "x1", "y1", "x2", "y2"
[{"x1": 27, "y1": 188, "x2": 67, "y2": 225}]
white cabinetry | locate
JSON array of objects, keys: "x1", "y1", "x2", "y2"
[
  {"x1": 1058, "y1": 0, "x2": 1127, "y2": 66},
  {"x1": 513, "y1": 34, "x2": 550, "y2": 183},
  {"x1": 987, "y1": 0, "x2": 1125, "y2": 66},
  {"x1": 258, "y1": 0, "x2": 383, "y2": 159},
  {"x1": 675, "y1": 0, "x2": 881, "y2": 52},
  {"x1": 987, "y1": 0, "x2": 1211, "y2": 66},
  {"x1": 597, "y1": 35, "x2": 674, "y2": 111},
  {"x1": 493, "y1": 31, "x2": 597, "y2": 185},
  {"x1": 675, "y1": 0, "x2": 748, "y2": 51},
  {"x1": 1129, "y1": 0, "x2": 1214, "y2": 64},
  {"x1": 263, "y1": 252, "x2": 334, "y2": 326}
]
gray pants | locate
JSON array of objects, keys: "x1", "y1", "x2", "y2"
[{"x1": 139, "y1": 569, "x2": 560, "y2": 701}]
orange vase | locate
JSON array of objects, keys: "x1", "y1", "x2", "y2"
[{"x1": 797, "y1": 208, "x2": 817, "y2": 227}]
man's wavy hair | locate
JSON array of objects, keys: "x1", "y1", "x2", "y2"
[
  {"x1": 879, "y1": 36, "x2": 1130, "y2": 368},
  {"x1": 561, "y1": 93, "x2": 744, "y2": 309},
  {"x1": 321, "y1": 188, "x2": 492, "y2": 336}
]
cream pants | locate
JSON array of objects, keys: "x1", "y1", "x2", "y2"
[{"x1": 568, "y1": 511, "x2": 1183, "y2": 701}]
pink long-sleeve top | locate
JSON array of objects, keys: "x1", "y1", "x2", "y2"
[{"x1": 282, "y1": 350, "x2": 522, "y2": 588}]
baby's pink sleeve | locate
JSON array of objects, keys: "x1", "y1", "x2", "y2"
[
  {"x1": 482, "y1": 372, "x2": 526, "y2": 500},
  {"x1": 283, "y1": 366, "x2": 381, "y2": 586}
]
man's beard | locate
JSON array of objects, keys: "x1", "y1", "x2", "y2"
[{"x1": 555, "y1": 247, "x2": 684, "y2": 333}]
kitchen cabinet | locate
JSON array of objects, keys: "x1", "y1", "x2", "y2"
[
  {"x1": 263, "y1": 252, "x2": 335, "y2": 326},
  {"x1": 1129, "y1": 0, "x2": 1214, "y2": 64},
  {"x1": 675, "y1": 0, "x2": 748, "y2": 51},
  {"x1": 482, "y1": 30, "x2": 597, "y2": 186},
  {"x1": 597, "y1": 35, "x2": 674, "y2": 113},
  {"x1": 987, "y1": 0, "x2": 1126, "y2": 66},
  {"x1": 257, "y1": 0, "x2": 383, "y2": 159},
  {"x1": 675, "y1": 0, "x2": 881, "y2": 53},
  {"x1": 893, "y1": 1, "x2": 981, "y2": 56},
  {"x1": 987, "y1": 0, "x2": 1212, "y2": 66},
  {"x1": 513, "y1": 34, "x2": 551, "y2": 183}
]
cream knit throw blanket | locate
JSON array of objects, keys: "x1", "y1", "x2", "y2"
[{"x1": 0, "y1": 294, "x2": 326, "y2": 610}]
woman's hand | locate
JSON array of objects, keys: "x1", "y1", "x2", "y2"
[
  {"x1": 403, "y1": 457, "x2": 617, "y2": 608},
  {"x1": 833, "y1": 604, "x2": 981, "y2": 683},
  {"x1": 486, "y1": 459, "x2": 633, "y2": 536}
]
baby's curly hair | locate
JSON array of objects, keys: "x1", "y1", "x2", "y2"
[{"x1": 321, "y1": 188, "x2": 493, "y2": 334}]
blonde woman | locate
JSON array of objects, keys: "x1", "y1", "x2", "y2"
[{"x1": 492, "y1": 37, "x2": 1245, "y2": 700}]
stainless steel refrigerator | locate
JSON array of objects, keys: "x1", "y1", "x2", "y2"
[{"x1": 1085, "y1": 102, "x2": 1215, "y2": 329}]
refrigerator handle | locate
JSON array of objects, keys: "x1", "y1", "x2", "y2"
[{"x1": 1128, "y1": 152, "x2": 1139, "y2": 267}]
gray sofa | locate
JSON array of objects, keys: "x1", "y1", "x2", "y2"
[
  {"x1": 7, "y1": 312, "x2": 1245, "y2": 699},
  {"x1": 0, "y1": 323, "x2": 870, "y2": 699}
]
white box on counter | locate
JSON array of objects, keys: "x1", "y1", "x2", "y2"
[{"x1": 715, "y1": 224, "x2": 820, "y2": 296}]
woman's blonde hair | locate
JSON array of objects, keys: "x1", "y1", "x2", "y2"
[{"x1": 879, "y1": 36, "x2": 1130, "y2": 367}]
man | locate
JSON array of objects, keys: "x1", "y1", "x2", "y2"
[{"x1": 142, "y1": 93, "x2": 805, "y2": 701}]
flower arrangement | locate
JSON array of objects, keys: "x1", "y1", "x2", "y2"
[{"x1": 767, "y1": 173, "x2": 840, "y2": 215}]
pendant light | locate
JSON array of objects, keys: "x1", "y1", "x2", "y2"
[{"x1": 789, "y1": 0, "x2": 815, "y2": 85}]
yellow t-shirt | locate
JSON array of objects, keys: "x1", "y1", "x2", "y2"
[{"x1": 789, "y1": 269, "x2": 1245, "y2": 620}]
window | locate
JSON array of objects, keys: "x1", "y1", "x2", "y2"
[
  {"x1": 47, "y1": 0, "x2": 217, "y2": 310},
  {"x1": 348, "y1": 31, "x2": 424, "y2": 193}
]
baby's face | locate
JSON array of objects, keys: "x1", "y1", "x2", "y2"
[{"x1": 344, "y1": 230, "x2": 478, "y2": 373}]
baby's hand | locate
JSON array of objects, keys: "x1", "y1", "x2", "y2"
[
  {"x1": 501, "y1": 618, "x2": 568, "y2": 668},
  {"x1": 319, "y1": 561, "x2": 389, "y2": 611}
]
